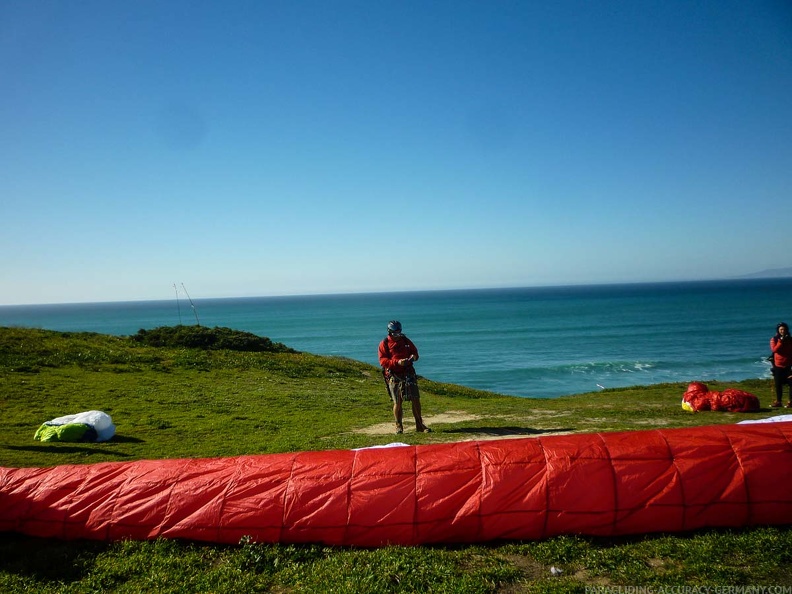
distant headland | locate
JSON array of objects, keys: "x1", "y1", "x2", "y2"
[{"x1": 739, "y1": 267, "x2": 792, "y2": 279}]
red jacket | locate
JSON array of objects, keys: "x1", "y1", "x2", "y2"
[
  {"x1": 771, "y1": 336, "x2": 792, "y2": 368},
  {"x1": 379, "y1": 335, "x2": 419, "y2": 377}
]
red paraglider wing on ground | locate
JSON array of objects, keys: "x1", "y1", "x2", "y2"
[{"x1": 1, "y1": 422, "x2": 790, "y2": 546}]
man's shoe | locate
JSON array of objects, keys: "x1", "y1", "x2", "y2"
[
  {"x1": 771, "y1": 401, "x2": 782, "y2": 408},
  {"x1": 396, "y1": 423, "x2": 404, "y2": 434}
]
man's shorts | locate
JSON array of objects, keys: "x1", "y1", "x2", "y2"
[{"x1": 388, "y1": 375, "x2": 420, "y2": 403}]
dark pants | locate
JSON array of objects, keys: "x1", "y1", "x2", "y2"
[{"x1": 772, "y1": 366, "x2": 792, "y2": 401}]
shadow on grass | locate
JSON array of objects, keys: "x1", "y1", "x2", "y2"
[
  {"x1": 3, "y1": 442, "x2": 138, "y2": 457},
  {"x1": 0, "y1": 533, "x2": 109, "y2": 582},
  {"x1": 109, "y1": 435, "x2": 145, "y2": 443},
  {"x1": 442, "y1": 426, "x2": 575, "y2": 437}
]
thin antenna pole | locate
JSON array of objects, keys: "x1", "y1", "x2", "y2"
[
  {"x1": 181, "y1": 283, "x2": 200, "y2": 326},
  {"x1": 173, "y1": 283, "x2": 182, "y2": 325}
]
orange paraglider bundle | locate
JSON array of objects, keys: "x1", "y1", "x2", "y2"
[{"x1": 682, "y1": 382, "x2": 759, "y2": 413}]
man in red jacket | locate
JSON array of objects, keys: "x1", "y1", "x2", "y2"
[
  {"x1": 770, "y1": 322, "x2": 792, "y2": 408},
  {"x1": 379, "y1": 320, "x2": 431, "y2": 434}
]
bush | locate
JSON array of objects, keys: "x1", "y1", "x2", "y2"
[{"x1": 130, "y1": 326, "x2": 298, "y2": 353}]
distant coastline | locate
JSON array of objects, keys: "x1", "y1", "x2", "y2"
[{"x1": 738, "y1": 266, "x2": 792, "y2": 279}]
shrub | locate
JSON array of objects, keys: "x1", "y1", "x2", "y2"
[{"x1": 130, "y1": 326, "x2": 298, "y2": 353}]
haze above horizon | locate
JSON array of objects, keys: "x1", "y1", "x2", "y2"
[{"x1": 2, "y1": 1, "x2": 791, "y2": 306}]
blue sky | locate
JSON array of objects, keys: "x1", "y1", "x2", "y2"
[{"x1": 2, "y1": 0, "x2": 791, "y2": 305}]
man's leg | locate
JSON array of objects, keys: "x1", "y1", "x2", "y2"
[
  {"x1": 393, "y1": 400, "x2": 403, "y2": 432},
  {"x1": 771, "y1": 368, "x2": 784, "y2": 406},
  {"x1": 390, "y1": 379, "x2": 404, "y2": 433},
  {"x1": 411, "y1": 398, "x2": 424, "y2": 430},
  {"x1": 409, "y1": 384, "x2": 430, "y2": 432}
]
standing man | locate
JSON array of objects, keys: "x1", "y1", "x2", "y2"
[
  {"x1": 770, "y1": 322, "x2": 792, "y2": 408},
  {"x1": 379, "y1": 320, "x2": 431, "y2": 434}
]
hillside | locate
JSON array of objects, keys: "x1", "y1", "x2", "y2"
[{"x1": 0, "y1": 325, "x2": 777, "y2": 468}]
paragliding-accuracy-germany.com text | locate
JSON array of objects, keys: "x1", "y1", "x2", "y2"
[{"x1": 585, "y1": 586, "x2": 792, "y2": 594}]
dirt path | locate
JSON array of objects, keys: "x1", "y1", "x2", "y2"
[{"x1": 354, "y1": 410, "x2": 575, "y2": 441}]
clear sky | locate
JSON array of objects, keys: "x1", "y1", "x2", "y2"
[{"x1": 2, "y1": 0, "x2": 791, "y2": 305}]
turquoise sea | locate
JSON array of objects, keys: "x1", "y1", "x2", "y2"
[{"x1": 1, "y1": 279, "x2": 789, "y2": 398}]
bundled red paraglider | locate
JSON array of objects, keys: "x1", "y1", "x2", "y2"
[
  {"x1": 682, "y1": 382, "x2": 760, "y2": 412},
  {"x1": 1, "y1": 422, "x2": 790, "y2": 547}
]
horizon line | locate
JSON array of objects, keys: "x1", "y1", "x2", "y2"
[{"x1": 3, "y1": 274, "x2": 792, "y2": 308}]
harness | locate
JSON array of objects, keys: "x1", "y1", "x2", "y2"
[{"x1": 380, "y1": 336, "x2": 418, "y2": 400}]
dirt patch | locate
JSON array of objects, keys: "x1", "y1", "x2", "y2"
[
  {"x1": 528, "y1": 409, "x2": 573, "y2": 416},
  {"x1": 634, "y1": 418, "x2": 672, "y2": 426},
  {"x1": 354, "y1": 411, "x2": 481, "y2": 436},
  {"x1": 499, "y1": 553, "x2": 550, "y2": 584},
  {"x1": 354, "y1": 410, "x2": 574, "y2": 441}
]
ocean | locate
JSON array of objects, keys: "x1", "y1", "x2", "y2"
[{"x1": 1, "y1": 279, "x2": 789, "y2": 398}]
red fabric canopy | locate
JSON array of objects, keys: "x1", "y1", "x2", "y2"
[
  {"x1": 1, "y1": 422, "x2": 790, "y2": 546},
  {"x1": 683, "y1": 382, "x2": 760, "y2": 412}
]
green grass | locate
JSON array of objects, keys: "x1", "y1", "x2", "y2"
[{"x1": 1, "y1": 326, "x2": 790, "y2": 593}]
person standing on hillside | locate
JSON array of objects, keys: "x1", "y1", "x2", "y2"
[
  {"x1": 379, "y1": 320, "x2": 431, "y2": 434},
  {"x1": 770, "y1": 322, "x2": 792, "y2": 408}
]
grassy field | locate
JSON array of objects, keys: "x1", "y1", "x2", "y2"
[{"x1": 1, "y1": 326, "x2": 790, "y2": 593}]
